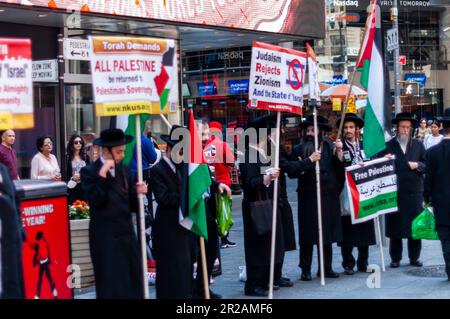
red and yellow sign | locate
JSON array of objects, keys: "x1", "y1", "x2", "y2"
[{"x1": 0, "y1": 38, "x2": 34, "y2": 130}]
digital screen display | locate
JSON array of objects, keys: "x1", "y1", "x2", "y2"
[
  {"x1": 228, "y1": 79, "x2": 249, "y2": 94},
  {"x1": 197, "y1": 82, "x2": 217, "y2": 96}
]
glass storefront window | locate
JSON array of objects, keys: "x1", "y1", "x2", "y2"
[{"x1": 65, "y1": 84, "x2": 95, "y2": 135}]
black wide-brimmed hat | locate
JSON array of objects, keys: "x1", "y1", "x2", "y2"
[
  {"x1": 336, "y1": 113, "x2": 364, "y2": 129},
  {"x1": 160, "y1": 125, "x2": 185, "y2": 147},
  {"x1": 300, "y1": 114, "x2": 332, "y2": 132},
  {"x1": 247, "y1": 115, "x2": 277, "y2": 130},
  {"x1": 392, "y1": 112, "x2": 418, "y2": 126},
  {"x1": 93, "y1": 128, "x2": 133, "y2": 147}
]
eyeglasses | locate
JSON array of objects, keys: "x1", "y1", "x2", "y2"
[{"x1": 74, "y1": 140, "x2": 83, "y2": 145}]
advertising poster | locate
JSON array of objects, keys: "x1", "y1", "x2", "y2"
[
  {"x1": 248, "y1": 41, "x2": 306, "y2": 115},
  {"x1": 0, "y1": 0, "x2": 325, "y2": 38},
  {"x1": 345, "y1": 157, "x2": 398, "y2": 224},
  {"x1": 0, "y1": 38, "x2": 33, "y2": 130},
  {"x1": 21, "y1": 196, "x2": 72, "y2": 299},
  {"x1": 89, "y1": 36, "x2": 178, "y2": 116}
]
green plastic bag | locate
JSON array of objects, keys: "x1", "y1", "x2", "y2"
[
  {"x1": 216, "y1": 193, "x2": 234, "y2": 237},
  {"x1": 412, "y1": 205, "x2": 439, "y2": 240}
]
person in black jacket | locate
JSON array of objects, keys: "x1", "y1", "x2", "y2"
[
  {"x1": 335, "y1": 113, "x2": 376, "y2": 274},
  {"x1": 80, "y1": 129, "x2": 147, "y2": 299},
  {"x1": 66, "y1": 134, "x2": 90, "y2": 205},
  {"x1": 381, "y1": 112, "x2": 426, "y2": 268},
  {"x1": 0, "y1": 163, "x2": 24, "y2": 299},
  {"x1": 424, "y1": 111, "x2": 450, "y2": 280},
  {"x1": 288, "y1": 115, "x2": 342, "y2": 281}
]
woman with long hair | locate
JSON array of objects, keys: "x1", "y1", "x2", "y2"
[{"x1": 66, "y1": 134, "x2": 90, "y2": 205}]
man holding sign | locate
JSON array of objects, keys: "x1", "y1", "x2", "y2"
[{"x1": 335, "y1": 113, "x2": 376, "y2": 275}]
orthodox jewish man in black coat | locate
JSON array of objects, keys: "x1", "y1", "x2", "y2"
[
  {"x1": 335, "y1": 113, "x2": 376, "y2": 275},
  {"x1": 381, "y1": 112, "x2": 426, "y2": 268},
  {"x1": 288, "y1": 115, "x2": 342, "y2": 281},
  {"x1": 81, "y1": 129, "x2": 148, "y2": 299},
  {"x1": 424, "y1": 110, "x2": 450, "y2": 280}
]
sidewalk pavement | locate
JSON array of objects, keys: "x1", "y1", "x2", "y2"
[{"x1": 76, "y1": 179, "x2": 450, "y2": 299}]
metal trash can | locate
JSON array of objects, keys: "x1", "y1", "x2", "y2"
[{"x1": 14, "y1": 180, "x2": 73, "y2": 299}]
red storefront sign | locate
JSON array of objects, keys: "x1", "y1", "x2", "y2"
[{"x1": 21, "y1": 196, "x2": 72, "y2": 299}]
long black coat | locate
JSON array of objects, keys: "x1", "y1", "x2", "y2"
[
  {"x1": 278, "y1": 149, "x2": 297, "y2": 251},
  {"x1": 150, "y1": 159, "x2": 194, "y2": 299},
  {"x1": 239, "y1": 148, "x2": 284, "y2": 268},
  {"x1": 0, "y1": 164, "x2": 24, "y2": 299},
  {"x1": 425, "y1": 139, "x2": 450, "y2": 228},
  {"x1": 289, "y1": 140, "x2": 342, "y2": 246},
  {"x1": 383, "y1": 138, "x2": 426, "y2": 238},
  {"x1": 338, "y1": 141, "x2": 376, "y2": 247},
  {"x1": 81, "y1": 160, "x2": 143, "y2": 299}
]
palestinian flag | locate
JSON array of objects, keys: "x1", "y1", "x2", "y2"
[
  {"x1": 113, "y1": 114, "x2": 149, "y2": 166},
  {"x1": 179, "y1": 109, "x2": 211, "y2": 239},
  {"x1": 357, "y1": 0, "x2": 391, "y2": 157}
]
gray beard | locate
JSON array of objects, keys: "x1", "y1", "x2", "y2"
[{"x1": 397, "y1": 134, "x2": 410, "y2": 149}]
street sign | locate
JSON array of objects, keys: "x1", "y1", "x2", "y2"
[
  {"x1": 63, "y1": 38, "x2": 91, "y2": 61},
  {"x1": 32, "y1": 59, "x2": 58, "y2": 82},
  {"x1": 399, "y1": 55, "x2": 406, "y2": 65},
  {"x1": 386, "y1": 28, "x2": 398, "y2": 52}
]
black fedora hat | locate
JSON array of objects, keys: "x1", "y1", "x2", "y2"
[
  {"x1": 93, "y1": 128, "x2": 133, "y2": 147},
  {"x1": 160, "y1": 125, "x2": 185, "y2": 147},
  {"x1": 301, "y1": 114, "x2": 332, "y2": 132},
  {"x1": 336, "y1": 113, "x2": 364, "y2": 129},
  {"x1": 392, "y1": 112, "x2": 418, "y2": 126}
]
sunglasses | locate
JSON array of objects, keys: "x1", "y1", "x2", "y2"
[{"x1": 74, "y1": 140, "x2": 83, "y2": 145}]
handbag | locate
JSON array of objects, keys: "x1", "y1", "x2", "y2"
[{"x1": 248, "y1": 188, "x2": 273, "y2": 235}]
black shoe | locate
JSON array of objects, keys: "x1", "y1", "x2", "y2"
[
  {"x1": 265, "y1": 284, "x2": 280, "y2": 291},
  {"x1": 300, "y1": 272, "x2": 312, "y2": 281},
  {"x1": 324, "y1": 271, "x2": 340, "y2": 278},
  {"x1": 245, "y1": 287, "x2": 268, "y2": 297},
  {"x1": 410, "y1": 260, "x2": 423, "y2": 267},
  {"x1": 275, "y1": 277, "x2": 294, "y2": 287},
  {"x1": 357, "y1": 266, "x2": 368, "y2": 272},
  {"x1": 209, "y1": 290, "x2": 222, "y2": 299},
  {"x1": 221, "y1": 239, "x2": 237, "y2": 248},
  {"x1": 344, "y1": 267, "x2": 355, "y2": 275},
  {"x1": 390, "y1": 261, "x2": 400, "y2": 268}
]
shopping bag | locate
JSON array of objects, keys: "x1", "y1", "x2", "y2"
[
  {"x1": 412, "y1": 205, "x2": 439, "y2": 240},
  {"x1": 216, "y1": 193, "x2": 234, "y2": 237}
]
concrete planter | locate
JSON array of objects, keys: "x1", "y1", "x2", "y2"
[{"x1": 70, "y1": 219, "x2": 94, "y2": 288}]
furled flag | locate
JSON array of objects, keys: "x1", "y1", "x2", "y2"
[
  {"x1": 306, "y1": 42, "x2": 320, "y2": 101},
  {"x1": 179, "y1": 109, "x2": 211, "y2": 239},
  {"x1": 357, "y1": 0, "x2": 391, "y2": 157}
]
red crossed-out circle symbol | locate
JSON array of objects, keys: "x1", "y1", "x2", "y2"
[{"x1": 288, "y1": 59, "x2": 304, "y2": 90}]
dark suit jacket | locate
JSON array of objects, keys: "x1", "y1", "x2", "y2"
[{"x1": 425, "y1": 139, "x2": 450, "y2": 227}]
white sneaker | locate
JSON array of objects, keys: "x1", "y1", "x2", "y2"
[{"x1": 53, "y1": 289, "x2": 58, "y2": 297}]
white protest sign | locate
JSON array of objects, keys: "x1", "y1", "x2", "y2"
[{"x1": 248, "y1": 41, "x2": 306, "y2": 115}]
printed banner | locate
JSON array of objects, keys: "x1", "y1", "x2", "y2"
[
  {"x1": 345, "y1": 157, "x2": 398, "y2": 224},
  {"x1": 248, "y1": 41, "x2": 306, "y2": 115},
  {"x1": 0, "y1": 1, "x2": 325, "y2": 38},
  {"x1": 0, "y1": 38, "x2": 33, "y2": 130},
  {"x1": 21, "y1": 196, "x2": 72, "y2": 299},
  {"x1": 89, "y1": 36, "x2": 178, "y2": 116}
]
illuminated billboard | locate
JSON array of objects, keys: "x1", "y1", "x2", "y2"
[{"x1": 0, "y1": 0, "x2": 325, "y2": 38}]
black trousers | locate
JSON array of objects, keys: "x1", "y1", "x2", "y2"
[
  {"x1": 195, "y1": 216, "x2": 219, "y2": 293},
  {"x1": 299, "y1": 244, "x2": 333, "y2": 273},
  {"x1": 436, "y1": 226, "x2": 450, "y2": 278},
  {"x1": 245, "y1": 262, "x2": 283, "y2": 292},
  {"x1": 341, "y1": 246, "x2": 369, "y2": 270},
  {"x1": 36, "y1": 261, "x2": 56, "y2": 297},
  {"x1": 389, "y1": 238, "x2": 421, "y2": 262}
]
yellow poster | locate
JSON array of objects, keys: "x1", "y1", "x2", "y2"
[
  {"x1": 332, "y1": 98, "x2": 342, "y2": 111},
  {"x1": 89, "y1": 36, "x2": 178, "y2": 116},
  {"x1": 347, "y1": 96, "x2": 357, "y2": 113}
]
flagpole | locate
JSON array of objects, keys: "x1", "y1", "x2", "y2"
[
  {"x1": 135, "y1": 114, "x2": 150, "y2": 299},
  {"x1": 199, "y1": 237, "x2": 210, "y2": 299},
  {"x1": 268, "y1": 111, "x2": 281, "y2": 299},
  {"x1": 313, "y1": 106, "x2": 325, "y2": 286},
  {"x1": 375, "y1": 216, "x2": 386, "y2": 272},
  {"x1": 337, "y1": 0, "x2": 377, "y2": 140}
]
